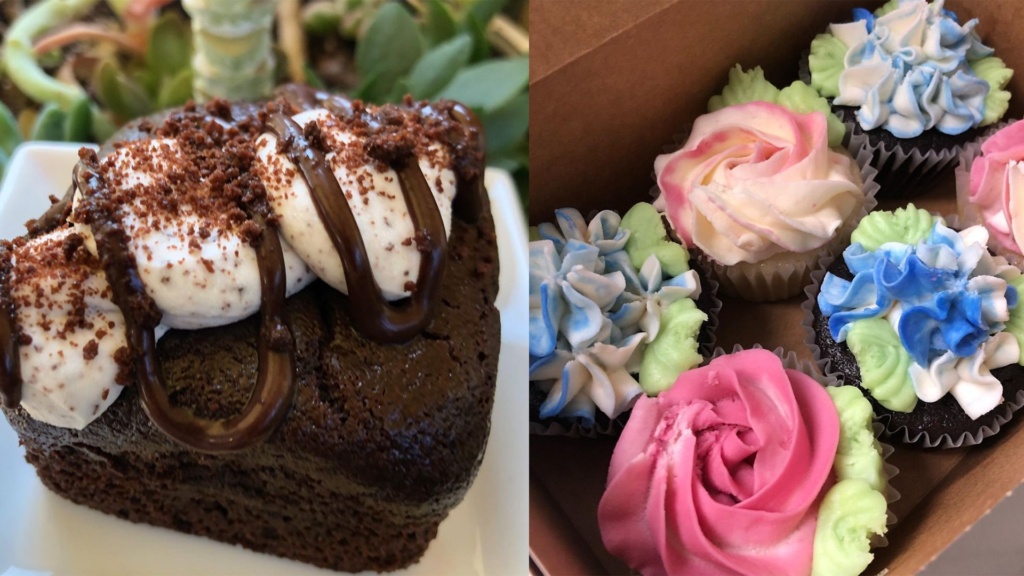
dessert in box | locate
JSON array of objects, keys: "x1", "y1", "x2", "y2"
[
  {"x1": 530, "y1": 1, "x2": 1024, "y2": 573},
  {"x1": 0, "y1": 85, "x2": 499, "y2": 572}
]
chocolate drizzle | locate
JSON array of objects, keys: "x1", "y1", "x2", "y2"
[
  {"x1": 0, "y1": 244, "x2": 21, "y2": 408},
  {"x1": 266, "y1": 112, "x2": 448, "y2": 343},
  {"x1": 74, "y1": 149, "x2": 296, "y2": 453}
]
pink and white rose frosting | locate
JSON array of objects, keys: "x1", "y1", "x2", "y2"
[
  {"x1": 967, "y1": 120, "x2": 1024, "y2": 255},
  {"x1": 597, "y1": 349, "x2": 840, "y2": 576},
  {"x1": 655, "y1": 102, "x2": 864, "y2": 265}
]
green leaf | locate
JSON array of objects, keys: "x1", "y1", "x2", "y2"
[
  {"x1": 353, "y1": 70, "x2": 385, "y2": 102},
  {"x1": 438, "y1": 56, "x2": 529, "y2": 113},
  {"x1": 30, "y1": 103, "x2": 67, "y2": 141},
  {"x1": 90, "y1": 106, "x2": 118, "y2": 143},
  {"x1": 94, "y1": 60, "x2": 154, "y2": 121},
  {"x1": 304, "y1": 63, "x2": 326, "y2": 89},
  {"x1": 147, "y1": 11, "x2": 192, "y2": 79},
  {"x1": 0, "y1": 147, "x2": 9, "y2": 182},
  {"x1": 463, "y1": 13, "x2": 490, "y2": 62},
  {"x1": 132, "y1": 67, "x2": 161, "y2": 96},
  {"x1": 157, "y1": 68, "x2": 193, "y2": 110},
  {"x1": 425, "y1": 0, "x2": 458, "y2": 45},
  {"x1": 481, "y1": 91, "x2": 528, "y2": 155},
  {"x1": 405, "y1": 34, "x2": 473, "y2": 99},
  {"x1": 63, "y1": 97, "x2": 92, "y2": 142},
  {"x1": 0, "y1": 101, "x2": 23, "y2": 155},
  {"x1": 302, "y1": 0, "x2": 341, "y2": 36},
  {"x1": 354, "y1": 3, "x2": 423, "y2": 103},
  {"x1": 469, "y1": 0, "x2": 508, "y2": 27}
]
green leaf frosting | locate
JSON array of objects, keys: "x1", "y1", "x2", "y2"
[
  {"x1": 827, "y1": 386, "x2": 886, "y2": 492},
  {"x1": 707, "y1": 65, "x2": 780, "y2": 112},
  {"x1": 778, "y1": 80, "x2": 846, "y2": 147},
  {"x1": 850, "y1": 204, "x2": 940, "y2": 251},
  {"x1": 874, "y1": 0, "x2": 901, "y2": 16},
  {"x1": 708, "y1": 65, "x2": 846, "y2": 147},
  {"x1": 970, "y1": 57, "x2": 1014, "y2": 127},
  {"x1": 846, "y1": 319, "x2": 919, "y2": 413},
  {"x1": 1003, "y1": 275, "x2": 1024, "y2": 365},
  {"x1": 810, "y1": 479, "x2": 888, "y2": 576},
  {"x1": 808, "y1": 33, "x2": 847, "y2": 99},
  {"x1": 639, "y1": 298, "x2": 706, "y2": 395},
  {"x1": 621, "y1": 202, "x2": 690, "y2": 276}
]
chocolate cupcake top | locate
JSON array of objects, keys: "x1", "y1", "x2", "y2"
[
  {"x1": 809, "y1": 0, "x2": 1013, "y2": 138},
  {"x1": 528, "y1": 202, "x2": 707, "y2": 424},
  {"x1": 0, "y1": 85, "x2": 485, "y2": 451},
  {"x1": 818, "y1": 205, "x2": 1024, "y2": 420}
]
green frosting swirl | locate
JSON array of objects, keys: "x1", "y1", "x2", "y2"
[
  {"x1": 707, "y1": 65, "x2": 780, "y2": 113},
  {"x1": 778, "y1": 80, "x2": 846, "y2": 147},
  {"x1": 874, "y1": 0, "x2": 900, "y2": 16},
  {"x1": 808, "y1": 33, "x2": 847, "y2": 99},
  {"x1": 1003, "y1": 275, "x2": 1024, "y2": 365},
  {"x1": 971, "y1": 57, "x2": 1014, "y2": 127},
  {"x1": 708, "y1": 65, "x2": 845, "y2": 147},
  {"x1": 621, "y1": 202, "x2": 690, "y2": 276},
  {"x1": 811, "y1": 479, "x2": 888, "y2": 576},
  {"x1": 846, "y1": 318, "x2": 919, "y2": 413},
  {"x1": 850, "y1": 204, "x2": 940, "y2": 251},
  {"x1": 639, "y1": 298, "x2": 706, "y2": 394},
  {"x1": 827, "y1": 386, "x2": 886, "y2": 492}
]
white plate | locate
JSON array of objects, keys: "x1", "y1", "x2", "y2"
[{"x1": 0, "y1": 143, "x2": 528, "y2": 576}]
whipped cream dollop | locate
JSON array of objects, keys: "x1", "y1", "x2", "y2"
[
  {"x1": 655, "y1": 102, "x2": 864, "y2": 265},
  {"x1": 256, "y1": 108, "x2": 457, "y2": 300},
  {"x1": 70, "y1": 138, "x2": 316, "y2": 330},
  {"x1": 8, "y1": 228, "x2": 131, "y2": 428},
  {"x1": 830, "y1": 0, "x2": 992, "y2": 137}
]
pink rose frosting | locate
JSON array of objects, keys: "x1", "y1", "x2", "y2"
[
  {"x1": 969, "y1": 120, "x2": 1024, "y2": 255},
  {"x1": 655, "y1": 102, "x2": 864, "y2": 265},
  {"x1": 597, "y1": 349, "x2": 840, "y2": 576}
]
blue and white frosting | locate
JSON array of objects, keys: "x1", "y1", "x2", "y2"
[
  {"x1": 819, "y1": 221, "x2": 1023, "y2": 418},
  {"x1": 831, "y1": 0, "x2": 993, "y2": 137},
  {"x1": 529, "y1": 208, "x2": 703, "y2": 424}
]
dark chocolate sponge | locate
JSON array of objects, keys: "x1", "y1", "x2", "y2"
[
  {"x1": 1, "y1": 108, "x2": 501, "y2": 572},
  {"x1": 832, "y1": 103, "x2": 978, "y2": 200},
  {"x1": 529, "y1": 259, "x2": 717, "y2": 434},
  {"x1": 812, "y1": 256, "x2": 1024, "y2": 446}
]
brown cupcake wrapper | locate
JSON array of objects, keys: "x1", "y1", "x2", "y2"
[
  {"x1": 529, "y1": 269, "x2": 723, "y2": 438},
  {"x1": 954, "y1": 120, "x2": 1023, "y2": 266},
  {"x1": 709, "y1": 343, "x2": 900, "y2": 546},
  {"x1": 801, "y1": 229, "x2": 1024, "y2": 449},
  {"x1": 651, "y1": 126, "x2": 880, "y2": 302}
]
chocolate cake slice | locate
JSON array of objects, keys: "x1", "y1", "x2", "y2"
[{"x1": 0, "y1": 88, "x2": 500, "y2": 572}]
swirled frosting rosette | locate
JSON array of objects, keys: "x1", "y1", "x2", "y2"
[
  {"x1": 529, "y1": 204, "x2": 719, "y2": 434},
  {"x1": 598, "y1": 348, "x2": 891, "y2": 576},
  {"x1": 654, "y1": 98, "x2": 872, "y2": 301},
  {"x1": 956, "y1": 120, "x2": 1024, "y2": 262},
  {"x1": 807, "y1": 205, "x2": 1024, "y2": 447}
]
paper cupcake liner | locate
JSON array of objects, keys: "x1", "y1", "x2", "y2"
[
  {"x1": 710, "y1": 344, "x2": 900, "y2": 545},
  {"x1": 954, "y1": 121, "x2": 1024, "y2": 267},
  {"x1": 801, "y1": 234, "x2": 1024, "y2": 448},
  {"x1": 651, "y1": 129, "x2": 880, "y2": 302},
  {"x1": 529, "y1": 270, "x2": 723, "y2": 438}
]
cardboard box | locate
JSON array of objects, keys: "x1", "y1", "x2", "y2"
[{"x1": 528, "y1": 1, "x2": 1024, "y2": 574}]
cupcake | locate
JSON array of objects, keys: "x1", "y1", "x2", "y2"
[
  {"x1": 806, "y1": 0, "x2": 1013, "y2": 198},
  {"x1": 956, "y1": 119, "x2": 1024, "y2": 266},
  {"x1": 655, "y1": 66, "x2": 875, "y2": 301},
  {"x1": 529, "y1": 202, "x2": 720, "y2": 436},
  {"x1": 598, "y1": 348, "x2": 892, "y2": 576},
  {"x1": 807, "y1": 205, "x2": 1024, "y2": 447}
]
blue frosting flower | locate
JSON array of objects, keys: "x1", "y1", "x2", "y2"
[
  {"x1": 529, "y1": 208, "x2": 632, "y2": 357},
  {"x1": 832, "y1": 0, "x2": 994, "y2": 137},
  {"x1": 605, "y1": 253, "x2": 702, "y2": 342},
  {"x1": 819, "y1": 222, "x2": 1019, "y2": 366}
]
